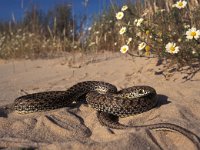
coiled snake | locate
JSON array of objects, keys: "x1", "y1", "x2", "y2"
[{"x1": 13, "y1": 81, "x2": 200, "y2": 149}]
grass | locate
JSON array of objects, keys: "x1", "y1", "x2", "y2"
[
  {"x1": 0, "y1": 29, "x2": 81, "y2": 59},
  {"x1": 0, "y1": 3, "x2": 81, "y2": 59}
]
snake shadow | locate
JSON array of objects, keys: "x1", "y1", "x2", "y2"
[
  {"x1": 0, "y1": 103, "x2": 15, "y2": 118},
  {"x1": 156, "y1": 94, "x2": 171, "y2": 108},
  {"x1": 0, "y1": 108, "x2": 7, "y2": 117}
]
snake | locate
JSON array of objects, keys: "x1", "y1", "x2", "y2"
[{"x1": 13, "y1": 81, "x2": 200, "y2": 149}]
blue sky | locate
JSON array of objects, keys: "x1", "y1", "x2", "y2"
[{"x1": 0, "y1": 0, "x2": 125, "y2": 22}]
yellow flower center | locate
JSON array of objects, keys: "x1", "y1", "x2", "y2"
[
  {"x1": 145, "y1": 45, "x2": 151, "y2": 51},
  {"x1": 122, "y1": 48, "x2": 127, "y2": 52},
  {"x1": 146, "y1": 30, "x2": 150, "y2": 35},
  {"x1": 178, "y1": 2, "x2": 183, "y2": 6},
  {"x1": 191, "y1": 31, "x2": 197, "y2": 37},
  {"x1": 117, "y1": 14, "x2": 123, "y2": 18},
  {"x1": 145, "y1": 51, "x2": 150, "y2": 56},
  {"x1": 120, "y1": 28, "x2": 126, "y2": 34},
  {"x1": 170, "y1": 46, "x2": 175, "y2": 52}
]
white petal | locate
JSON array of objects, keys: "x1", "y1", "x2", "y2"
[
  {"x1": 166, "y1": 43, "x2": 172, "y2": 49},
  {"x1": 196, "y1": 30, "x2": 200, "y2": 35},
  {"x1": 174, "y1": 47, "x2": 180, "y2": 53},
  {"x1": 183, "y1": 1, "x2": 187, "y2": 6},
  {"x1": 186, "y1": 35, "x2": 193, "y2": 39},
  {"x1": 186, "y1": 31, "x2": 190, "y2": 35},
  {"x1": 194, "y1": 35, "x2": 200, "y2": 40}
]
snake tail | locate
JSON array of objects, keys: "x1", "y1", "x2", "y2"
[{"x1": 97, "y1": 111, "x2": 200, "y2": 150}]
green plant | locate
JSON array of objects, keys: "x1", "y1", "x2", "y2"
[{"x1": 114, "y1": 0, "x2": 200, "y2": 70}]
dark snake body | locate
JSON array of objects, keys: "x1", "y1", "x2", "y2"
[
  {"x1": 14, "y1": 81, "x2": 200, "y2": 149},
  {"x1": 14, "y1": 81, "x2": 118, "y2": 113}
]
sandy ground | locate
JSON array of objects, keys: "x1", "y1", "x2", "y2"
[{"x1": 0, "y1": 52, "x2": 200, "y2": 150}]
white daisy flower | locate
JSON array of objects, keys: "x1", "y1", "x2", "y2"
[
  {"x1": 186, "y1": 27, "x2": 200, "y2": 40},
  {"x1": 121, "y1": 5, "x2": 128, "y2": 11},
  {"x1": 134, "y1": 18, "x2": 144, "y2": 27},
  {"x1": 116, "y1": 12, "x2": 124, "y2": 20},
  {"x1": 87, "y1": 27, "x2": 91, "y2": 31},
  {"x1": 120, "y1": 45, "x2": 129, "y2": 53},
  {"x1": 174, "y1": 0, "x2": 187, "y2": 9},
  {"x1": 136, "y1": 32, "x2": 142, "y2": 37},
  {"x1": 192, "y1": 50, "x2": 196, "y2": 54},
  {"x1": 119, "y1": 27, "x2": 127, "y2": 35},
  {"x1": 127, "y1": 38, "x2": 132, "y2": 44},
  {"x1": 184, "y1": 24, "x2": 190, "y2": 29},
  {"x1": 160, "y1": 9, "x2": 166, "y2": 12},
  {"x1": 134, "y1": 19, "x2": 138, "y2": 25},
  {"x1": 165, "y1": 42, "x2": 179, "y2": 54},
  {"x1": 138, "y1": 42, "x2": 146, "y2": 51}
]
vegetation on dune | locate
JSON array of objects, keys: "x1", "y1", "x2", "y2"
[{"x1": 87, "y1": 0, "x2": 200, "y2": 79}]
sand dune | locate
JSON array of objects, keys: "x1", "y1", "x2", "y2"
[{"x1": 0, "y1": 52, "x2": 200, "y2": 149}]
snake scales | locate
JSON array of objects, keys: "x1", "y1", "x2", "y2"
[{"x1": 14, "y1": 81, "x2": 200, "y2": 149}]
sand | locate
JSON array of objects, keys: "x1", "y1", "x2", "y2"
[{"x1": 0, "y1": 52, "x2": 200, "y2": 150}]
